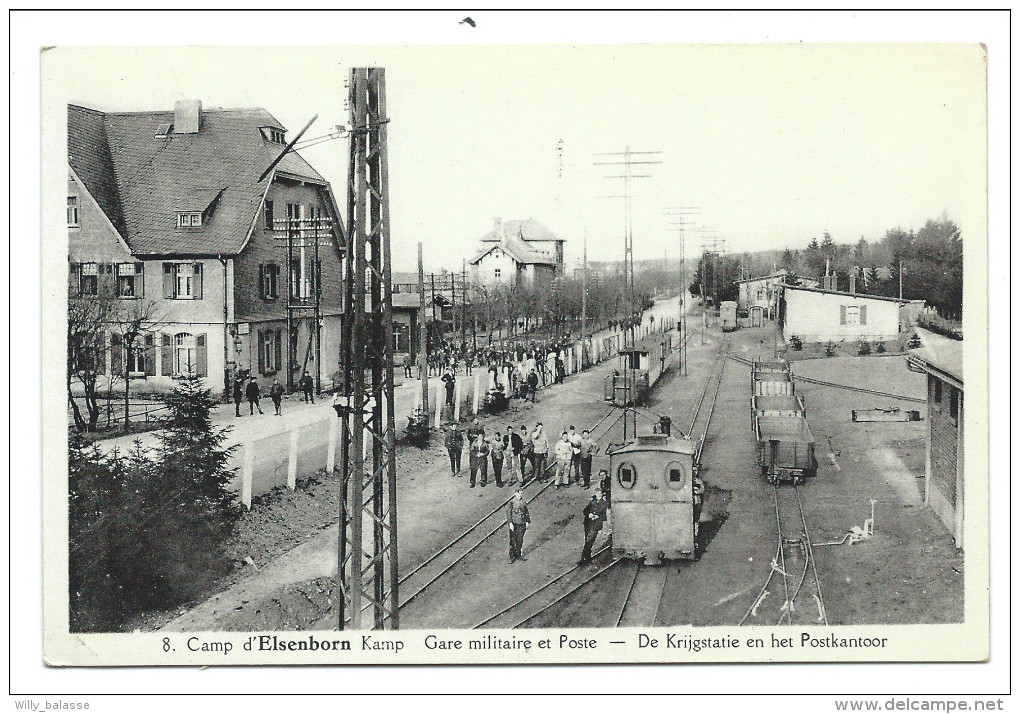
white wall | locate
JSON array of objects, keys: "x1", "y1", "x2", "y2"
[
  {"x1": 472, "y1": 247, "x2": 520, "y2": 286},
  {"x1": 782, "y1": 289, "x2": 901, "y2": 342}
]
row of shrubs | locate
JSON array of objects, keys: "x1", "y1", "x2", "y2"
[{"x1": 788, "y1": 335, "x2": 892, "y2": 356}]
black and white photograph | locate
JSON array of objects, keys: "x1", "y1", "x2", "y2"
[{"x1": 18, "y1": 8, "x2": 1006, "y2": 705}]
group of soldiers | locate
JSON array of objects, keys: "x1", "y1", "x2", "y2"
[
  {"x1": 230, "y1": 371, "x2": 316, "y2": 417},
  {"x1": 443, "y1": 418, "x2": 611, "y2": 565}
]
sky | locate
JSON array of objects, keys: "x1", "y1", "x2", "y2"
[{"x1": 43, "y1": 19, "x2": 987, "y2": 274}]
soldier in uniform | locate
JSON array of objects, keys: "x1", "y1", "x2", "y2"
[
  {"x1": 506, "y1": 487, "x2": 531, "y2": 563},
  {"x1": 469, "y1": 432, "x2": 489, "y2": 488},
  {"x1": 444, "y1": 422, "x2": 464, "y2": 476},
  {"x1": 579, "y1": 488, "x2": 608, "y2": 565}
]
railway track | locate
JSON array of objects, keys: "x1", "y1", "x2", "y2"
[
  {"x1": 726, "y1": 354, "x2": 923, "y2": 403},
  {"x1": 738, "y1": 484, "x2": 828, "y2": 627},
  {"x1": 398, "y1": 408, "x2": 624, "y2": 613},
  {"x1": 479, "y1": 341, "x2": 728, "y2": 630}
]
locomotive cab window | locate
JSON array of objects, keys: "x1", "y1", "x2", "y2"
[
  {"x1": 665, "y1": 461, "x2": 687, "y2": 490},
  {"x1": 617, "y1": 463, "x2": 636, "y2": 489}
]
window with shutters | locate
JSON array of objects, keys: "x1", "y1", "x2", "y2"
[
  {"x1": 260, "y1": 263, "x2": 280, "y2": 299},
  {"x1": 80, "y1": 263, "x2": 100, "y2": 296},
  {"x1": 175, "y1": 333, "x2": 197, "y2": 376},
  {"x1": 162, "y1": 262, "x2": 203, "y2": 299},
  {"x1": 264, "y1": 200, "x2": 274, "y2": 230},
  {"x1": 116, "y1": 263, "x2": 143, "y2": 298},
  {"x1": 844, "y1": 305, "x2": 860, "y2": 326},
  {"x1": 67, "y1": 196, "x2": 80, "y2": 227},
  {"x1": 933, "y1": 376, "x2": 942, "y2": 407},
  {"x1": 259, "y1": 329, "x2": 281, "y2": 373},
  {"x1": 494, "y1": 268, "x2": 502, "y2": 279}
]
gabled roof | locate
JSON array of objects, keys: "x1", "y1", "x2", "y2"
[
  {"x1": 479, "y1": 219, "x2": 562, "y2": 244},
  {"x1": 783, "y1": 284, "x2": 912, "y2": 304},
  {"x1": 68, "y1": 104, "x2": 329, "y2": 256},
  {"x1": 734, "y1": 269, "x2": 788, "y2": 284},
  {"x1": 469, "y1": 222, "x2": 559, "y2": 267},
  {"x1": 906, "y1": 328, "x2": 963, "y2": 389}
]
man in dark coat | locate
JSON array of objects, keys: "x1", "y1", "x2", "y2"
[
  {"x1": 444, "y1": 422, "x2": 464, "y2": 475},
  {"x1": 232, "y1": 375, "x2": 244, "y2": 417},
  {"x1": 269, "y1": 378, "x2": 285, "y2": 416},
  {"x1": 526, "y1": 369, "x2": 539, "y2": 402},
  {"x1": 506, "y1": 487, "x2": 531, "y2": 563},
  {"x1": 245, "y1": 376, "x2": 263, "y2": 415},
  {"x1": 299, "y1": 371, "x2": 314, "y2": 403},
  {"x1": 442, "y1": 369, "x2": 456, "y2": 407},
  {"x1": 579, "y1": 489, "x2": 608, "y2": 565}
]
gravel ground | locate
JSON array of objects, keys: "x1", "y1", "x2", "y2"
[
  {"x1": 155, "y1": 299, "x2": 683, "y2": 632},
  {"x1": 153, "y1": 312, "x2": 962, "y2": 635}
]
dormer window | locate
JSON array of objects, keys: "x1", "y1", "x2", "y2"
[
  {"x1": 177, "y1": 212, "x2": 203, "y2": 228},
  {"x1": 260, "y1": 127, "x2": 286, "y2": 144}
]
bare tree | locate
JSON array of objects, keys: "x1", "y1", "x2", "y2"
[
  {"x1": 68, "y1": 297, "x2": 116, "y2": 431},
  {"x1": 68, "y1": 293, "x2": 164, "y2": 433},
  {"x1": 108, "y1": 300, "x2": 166, "y2": 433}
]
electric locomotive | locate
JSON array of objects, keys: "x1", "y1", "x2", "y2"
[{"x1": 608, "y1": 417, "x2": 703, "y2": 564}]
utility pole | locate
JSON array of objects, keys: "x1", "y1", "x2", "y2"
[
  {"x1": 418, "y1": 242, "x2": 429, "y2": 418},
  {"x1": 665, "y1": 207, "x2": 700, "y2": 377},
  {"x1": 339, "y1": 66, "x2": 398, "y2": 631},
  {"x1": 898, "y1": 259, "x2": 903, "y2": 301},
  {"x1": 581, "y1": 228, "x2": 587, "y2": 346},
  {"x1": 595, "y1": 146, "x2": 661, "y2": 442}
]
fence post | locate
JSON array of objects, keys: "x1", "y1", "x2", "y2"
[
  {"x1": 242, "y1": 442, "x2": 254, "y2": 509},
  {"x1": 454, "y1": 377, "x2": 463, "y2": 422},
  {"x1": 434, "y1": 381, "x2": 442, "y2": 429},
  {"x1": 473, "y1": 371, "x2": 481, "y2": 415},
  {"x1": 287, "y1": 428, "x2": 299, "y2": 490},
  {"x1": 326, "y1": 416, "x2": 338, "y2": 474}
]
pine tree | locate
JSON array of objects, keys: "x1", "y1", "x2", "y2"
[{"x1": 157, "y1": 375, "x2": 238, "y2": 518}]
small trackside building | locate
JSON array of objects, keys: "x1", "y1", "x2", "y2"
[
  {"x1": 781, "y1": 285, "x2": 910, "y2": 343},
  {"x1": 906, "y1": 333, "x2": 965, "y2": 548}
]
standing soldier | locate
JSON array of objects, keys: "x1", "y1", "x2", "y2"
[
  {"x1": 506, "y1": 487, "x2": 530, "y2": 563},
  {"x1": 232, "y1": 374, "x2": 244, "y2": 417},
  {"x1": 299, "y1": 371, "x2": 314, "y2": 403},
  {"x1": 578, "y1": 429, "x2": 599, "y2": 488},
  {"x1": 489, "y1": 433, "x2": 505, "y2": 487},
  {"x1": 530, "y1": 423, "x2": 549, "y2": 481},
  {"x1": 269, "y1": 378, "x2": 285, "y2": 416},
  {"x1": 527, "y1": 368, "x2": 539, "y2": 403},
  {"x1": 444, "y1": 422, "x2": 464, "y2": 476},
  {"x1": 467, "y1": 417, "x2": 485, "y2": 445},
  {"x1": 579, "y1": 488, "x2": 608, "y2": 565},
  {"x1": 692, "y1": 470, "x2": 706, "y2": 539},
  {"x1": 403, "y1": 352, "x2": 414, "y2": 379},
  {"x1": 245, "y1": 376, "x2": 263, "y2": 415},
  {"x1": 519, "y1": 424, "x2": 533, "y2": 480},
  {"x1": 567, "y1": 425, "x2": 583, "y2": 485},
  {"x1": 442, "y1": 368, "x2": 456, "y2": 408},
  {"x1": 469, "y1": 432, "x2": 489, "y2": 488},
  {"x1": 554, "y1": 431, "x2": 573, "y2": 488},
  {"x1": 503, "y1": 425, "x2": 524, "y2": 486}
]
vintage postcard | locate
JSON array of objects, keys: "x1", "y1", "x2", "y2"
[{"x1": 41, "y1": 38, "x2": 989, "y2": 669}]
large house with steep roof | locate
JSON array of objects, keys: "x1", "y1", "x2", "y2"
[
  {"x1": 67, "y1": 100, "x2": 346, "y2": 398},
  {"x1": 468, "y1": 218, "x2": 564, "y2": 287}
]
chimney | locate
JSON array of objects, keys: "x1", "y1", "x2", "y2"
[
  {"x1": 849, "y1": 275, "x2": 856, "y2": 295},
  {"x1": 174, "y1": 100, "x2": 202, "y2": 134}
]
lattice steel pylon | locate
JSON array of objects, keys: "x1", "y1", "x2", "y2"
[{"x1": 338, "y1": 67, "x2": 399, "y2": 630}]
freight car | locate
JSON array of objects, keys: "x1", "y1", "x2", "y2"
[{"x1": 754, "y1": 414, "x2": 818, "y2": 484}]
